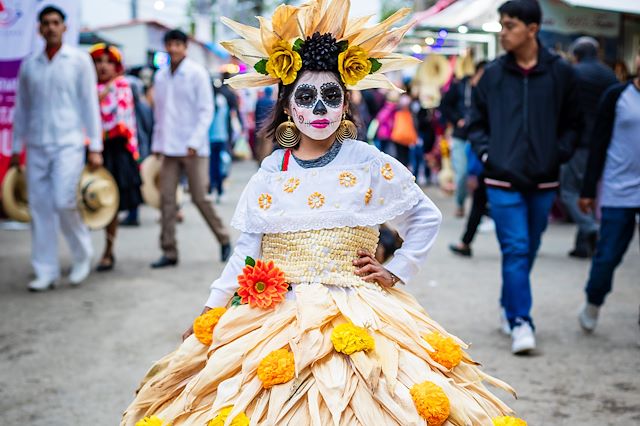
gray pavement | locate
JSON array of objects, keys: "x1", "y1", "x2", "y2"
[{"x1": 1, "y1": 160, "x2": 638, "y2": 426}]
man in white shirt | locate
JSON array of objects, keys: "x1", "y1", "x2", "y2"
[
  {"x1": 150, "y1": 29, "x2": 231, "y2": 268},
  {"x1": 10, "y1": 6, "x2": 103, "y2": 291}
]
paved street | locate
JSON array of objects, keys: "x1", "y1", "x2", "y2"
[{"x1": 1, "y1": 160, "x2": 638, "y2": 426}]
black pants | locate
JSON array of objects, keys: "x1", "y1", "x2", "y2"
[{"x1": 461, "y1": 176, "x2": 488, "y2": 245}]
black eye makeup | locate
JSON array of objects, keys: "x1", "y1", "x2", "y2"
[
  {"x1": 320, "y1": 82, "x2": 343, "y2": 108},
  {"x1": 294, "y1": 84, "x2": 318, "y2": 108}
]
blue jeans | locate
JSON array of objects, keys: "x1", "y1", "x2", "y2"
[
  {"x1": 585, "y1": 207, "x2": 640, "y2": 306},
  {"x1": 209, "y1": 142, "x2": 226, "y2": 195},
  {"x1": 451, "y1": 138, "x2": 468, "y2": 208},
  {"x1": 487, "y1": 188, "x2": 557, "y2": 329}
]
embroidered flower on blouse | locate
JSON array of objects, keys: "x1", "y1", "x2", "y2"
[
  {"x1": 364, "y1": 188, "x2": 373, "y2": 205},
  {"x1": 307, "y1": 192, "x2": 325, "y2": 209},
  {"x1": 258, "y1": 193, "x2": 273, "y2": 210},
  {"x1": 283, "y1": 177, "x2": 300, "y2": 193},
  {"x1": 339, "y1": 171, "x2": 357, "y2": 188},
  {"x1": 381, "y1": 163, "x2": 394, "y2": 180}
]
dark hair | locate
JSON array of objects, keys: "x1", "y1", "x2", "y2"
[
  {"x1": 259, "y1": 71, "x2": 358, "y2": 149},
  {"x1": 38, "y1": 5, "x2": 66, "y2": 22},
  {"x1": 163, "y1": 29, "x2": 188, "y2": 45},
  {"x1": 498, "y1": 0, "x2": 542, "y2": 25},
  {"x1": 570, "y1": 37, "x2": 598, "y2": 61},
  {"x1": 475, "y1": 60, "x2": 488, "y2": 72}
]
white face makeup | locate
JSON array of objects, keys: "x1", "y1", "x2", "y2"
[{"x1": 288, "y1": 71, "x2": 345, "y2": 141}]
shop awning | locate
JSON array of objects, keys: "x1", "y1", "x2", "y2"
[
  {"x1": 414, "y1": 0, "x2": 501, "y2": 29},
  {"x1": 561, "y1": 0, "x2": 640, "y2": 15}
]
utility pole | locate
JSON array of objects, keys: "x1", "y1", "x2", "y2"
[{"x1": 131, "y1": 0, "x2": 138, "y2": 19}]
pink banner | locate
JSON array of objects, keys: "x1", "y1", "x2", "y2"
[{"x1": 0, "y1": 59, "x2": 21, "y2": 183}]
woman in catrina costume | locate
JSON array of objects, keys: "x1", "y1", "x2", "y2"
[{"x1": 123, "y1": 1, "x2": 526, "y2": 425}]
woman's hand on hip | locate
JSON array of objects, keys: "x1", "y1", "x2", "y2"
[{"x1": 353, "y1": 249, "x2": 398, "y2": 288}]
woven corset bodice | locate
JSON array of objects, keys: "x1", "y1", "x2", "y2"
[{"x1": 261, "y1": 226, "x2": 381, "y2": 290}]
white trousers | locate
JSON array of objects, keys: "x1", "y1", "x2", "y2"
[{"x1": 26, "y1": 144, "x2": 93, "y2": 280}]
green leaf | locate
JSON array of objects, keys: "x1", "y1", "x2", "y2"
[
  {"x1": 337, "y1": 40, "x2": 349, "y2": 53},
  {"x1": 254, "y1": 59, "x2": 268, "y2": 75},
  {"x1": 368, "y1": 58, "x2": 382, "y2": 74},
  {"x1": 292, "y1": 38, "x2": 304, "y2": 53},
  {"x1": 245, "y1": 256, "x2": 256, "y2": 267},
  {"x1": 231, "y1": 293, "x2": 243, "y2": 307}
]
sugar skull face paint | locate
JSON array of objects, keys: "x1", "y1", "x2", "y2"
[{"x1": 289, "y1": 71, "x2": 345, "y2": 141}]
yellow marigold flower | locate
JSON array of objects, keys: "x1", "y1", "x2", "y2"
[
  {"x1": 258, "y1": 193, "x2": 272, "y2": 210},
  {"x1": 381, "y1": 163, "x2": 394, "y2": 180},
  {"x1": 208, "y1": 406, "x2": 250, "y2": 426},
  {"x1": 283, "y1": 177, "x2": 300, "y2": 193},
  {"x1": 364, "y1": 188, "x2": 373, "y2": 205},
  {"x1": 330, "y1": 322, "x2": 375, "y2": 355},
  {"x1": 424, "y1": 332, "x2": 463, "y2": 370},
  {"x1": 135, "y1": 416, "x2": 166, "y2": 426},
  {"x1": 493, "y1": 416, "x2": 528, "y2": 426},
  {"x1": 338, "y1": 46, "x2": 372, "y2": 86},
  {"x1": 410, "y1": 381, "x2": 450, "y2": 426},
  {"x1": 307, "y1": 192, "x2": 325, "y2": 209},
  {"x1": 338, "y1": 171, "x2": 358, "y2": 188},
  {"x1": 266, "y1": 41, "x2": 302, "y2": 85},
  {"x1": 193, "y1": 307, "x2": 227, "y2": 346},
  {"x1": 257, "y1": 348, "x2": 296, "y2": 388}
]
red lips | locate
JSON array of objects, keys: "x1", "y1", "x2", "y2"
[{"x1": 310, "y1": 119, "x2": 330, "y2": 129}]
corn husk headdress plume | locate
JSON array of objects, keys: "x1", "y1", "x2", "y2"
[{"x1": 220, "y1": 0, "x2": 420, "y2": 91}]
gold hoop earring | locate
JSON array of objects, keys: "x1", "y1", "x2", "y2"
[
  {"x1": 336, "y1": 113, "x2": 357, "y2": 143},
  {"x1": 275, "y1": 115, "x2": 301, "y2": 148}
]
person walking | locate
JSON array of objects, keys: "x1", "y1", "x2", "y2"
[
  {"x1": 150, "y1": 29, "x2": 231, "y2": 268},
  {"x1": 89, "y1": 43, "x2": 143, "y2": 271},
  {"x1": 11, "y1": 6, "x2": 102, "y2": 291},
  {"x1": 441, "y1": 67, "x2": 474, "y2": 217},
  {"x1": 577, "y1": 53, "x2": 640, "y2": 333},
  {"x1": 468, "y1": 0, "x2": 580, "y2": 354},
  {"x1": 560, "y1": 37, "x2": 618, "y2": 259},
  {"x1": 449, "y1": 62, "x2": 488, "y2": 256},
  {"x1": 254, "y1": 86, "x2": 276, "y2": 163},
  {"x1": 208, "y1": 83, "x2": 230, "y2": 202}
]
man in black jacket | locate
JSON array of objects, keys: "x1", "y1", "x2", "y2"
[
  {"x1": 468, "y1": 0, "x2": 580, "y2": 354},
  {"x1": 560, "y1": 37, "x2": 617, "y2": 258}
]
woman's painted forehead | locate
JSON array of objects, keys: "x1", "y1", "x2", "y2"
[{"x1": 293, "y1": 71, "x2": 341, "y2": 91}]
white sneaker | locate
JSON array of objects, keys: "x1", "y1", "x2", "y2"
[
  {"x1": 69, "y1": 258, "x2": 91, "y2": 285},
  {"x1": 579, "y1": 303, "x2": 600, "y2": 333},
  {"x1": 28, "y1": 277, "x2": 56, "y2": 292},
  {"x1": 511, "y1": 321, "x2": 536, "y2": 354},
  {"x1": 499, "y1": 309, "x2": 511, "y2": 336}
]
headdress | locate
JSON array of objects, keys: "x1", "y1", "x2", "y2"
[
  {"x1": 220, "y1": 0, "x2": 420, "y2": 91},
  {"x1": 89, "y1": 43, "x2": 124, "y2": 73}
]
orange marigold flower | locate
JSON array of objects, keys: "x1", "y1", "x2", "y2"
[
  {"x1": 493, "y1": 416, "x2": 528, "y2": 426},
  {"x1": 410, "y1": 381, "x2": 450, "y2": 426},
  {"x1": 237, "y1": 260, "x2": 288, "y2": 309},
  {"x1": 193, "y1": 307, "x2": 227, "y2": 346},
  {"x1": 257, "y1": 348, "x2": 295, "y2": 388},
  {"x1": 424, "y1": 332, "x2": 463, "y2": 370}
]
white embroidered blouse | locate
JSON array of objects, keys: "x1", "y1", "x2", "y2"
[{"x1": 205, "y1": 139, "x2": 442, "y2": 308}]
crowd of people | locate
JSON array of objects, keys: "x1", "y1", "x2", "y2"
[{"x1": 8, "y1": 1, "x2": 639, "y2": 356}]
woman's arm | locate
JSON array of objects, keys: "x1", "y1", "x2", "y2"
[{"x1": 384, "y1": 194, "x2": 442, "y2": 284}]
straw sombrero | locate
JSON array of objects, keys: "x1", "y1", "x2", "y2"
[
  {"x1": 2, "y1": 166, "x2": 31, "y2": 222},
  {"x1": 77, "y1": 166, "x2": 119, "y2": 230},
  {"x1": 140, "y1": 156, "x2": 184, "y2": 209}
]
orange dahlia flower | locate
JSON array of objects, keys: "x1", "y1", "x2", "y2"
[{"x1": 237, "y1": 260, "x2": 288, "y2": 309}]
